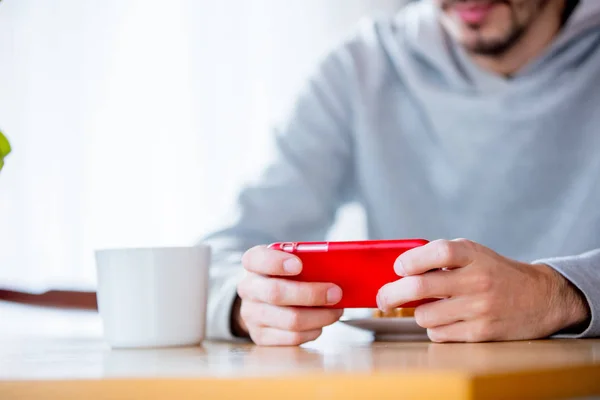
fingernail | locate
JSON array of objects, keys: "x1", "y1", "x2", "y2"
[
  {"x1": 327, "y1": 286, "x2": 342, "y2": 304},
  {"x1": 394, "y1": 258, "x2": 406, "y2": 276},
  {"x1": 283, "y1": 258, "x2": 302, "y2": 274}
]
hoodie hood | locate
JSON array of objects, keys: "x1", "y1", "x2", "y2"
[{"x1": 561, "y1": 0, "x2": 600, "y2": 41}]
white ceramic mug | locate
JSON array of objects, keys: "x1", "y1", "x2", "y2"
[{"x1": 95, "y1": 245, "x2": 211, "y2": 349}]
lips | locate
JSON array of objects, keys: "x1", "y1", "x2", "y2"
[{"x1": 452, "y1": 1, "x2": 497, "y2": 25}]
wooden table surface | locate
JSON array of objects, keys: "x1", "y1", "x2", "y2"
[{"x1": 0, "y1": 301, "x2": 599, "y2": 400}]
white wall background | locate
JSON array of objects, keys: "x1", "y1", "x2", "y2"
[{"x1": 0, "y1": 0, "x2": 408, "y2": 292}]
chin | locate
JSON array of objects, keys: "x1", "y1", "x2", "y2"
[
  {"x1": 442, "y1": 13, "x2": 519, "y2": 55},
  {"x1": 455, "y1": 25, "x2": 508, "y2": 48}
]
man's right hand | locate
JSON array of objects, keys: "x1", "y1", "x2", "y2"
[{"x1": 234, "y1": 245, "x2": 344, "y2": 346}]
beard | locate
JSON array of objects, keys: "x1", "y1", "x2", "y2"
[
  {"x1": 468, "y1": 11, "x2": 527, "y2": 56},
  {"x1": 440, "y1": 0, "x2": 551, "y2": 56}
]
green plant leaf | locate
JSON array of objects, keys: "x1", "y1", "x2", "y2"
[
  {"x1": 0, "y1": 130, "x2": 10, "y2": 157},
  {"x1": 0, "y1": 130, "x2": 10, "y2": 171}
]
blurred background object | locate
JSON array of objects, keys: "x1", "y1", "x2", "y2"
[
  {"x1": 0, "y1": 0, "x2": 409, "y2": 293},
  {"x1": 0, "y1": 130, "x2": 10, "y2": 171}
]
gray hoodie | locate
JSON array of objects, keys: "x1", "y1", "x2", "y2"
[{"x1": 203, "y1": 0, "x2": 600, "y2": 340}]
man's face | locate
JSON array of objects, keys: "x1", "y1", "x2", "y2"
[{"x1": 436, "y1": 0, "x2": 552, "y2": 56}]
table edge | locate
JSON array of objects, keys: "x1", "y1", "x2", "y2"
[{"x1": 1, "y1": 365, "x2": 600, "y2": 400}]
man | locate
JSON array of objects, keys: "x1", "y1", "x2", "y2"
[{"x1": 203, "y1": 0, "x2": 600, "y2": 346}]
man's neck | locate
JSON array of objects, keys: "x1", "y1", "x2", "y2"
[{"x1": 471, "y1": 0, "x2": 567, "y2": 77}]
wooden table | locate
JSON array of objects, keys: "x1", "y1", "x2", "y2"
[{"x1": 1, "y1": 301, "x2": 599, "y2": 399}]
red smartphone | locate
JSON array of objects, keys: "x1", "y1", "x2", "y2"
[{"x1": 268, "y1": 239, "x2": 430, "y2": 309}]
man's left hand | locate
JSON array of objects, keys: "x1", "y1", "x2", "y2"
[{"x1": 377, "y1": 239, "x2": 590, "y2": 342}]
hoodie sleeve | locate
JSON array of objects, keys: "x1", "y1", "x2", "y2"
[
  {"x1": 533, "y1": 249, "x2": 600, "y2": 338},
  {"x1": 201, "y1": 45, "x2": 357, "y2": 341}
]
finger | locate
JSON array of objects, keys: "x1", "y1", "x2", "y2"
[
  {"x1": 427, "y1": 320, "x2": 497, "y2": 343},
  {"x1": 242, "y1": 245, "x2": 302, "y2": 276},
  {"x1": 249, "y1": 326, "x2": 323, "y2": 346},
  {"x1": 394, "y1": 239, "x2": 477, "y2": 277},
  {"x1": 242, "y1": 302, "x2": 344, "y2": 331},
  {"x1": 414, "y1": 297, "x2": 476, "y2": 329},
  {"x1": 377, "y1": 269, "x2": 464, "y2": 311},
  {"x1": 237, "y1": 274, "x2": 343, "y2": 306}
]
